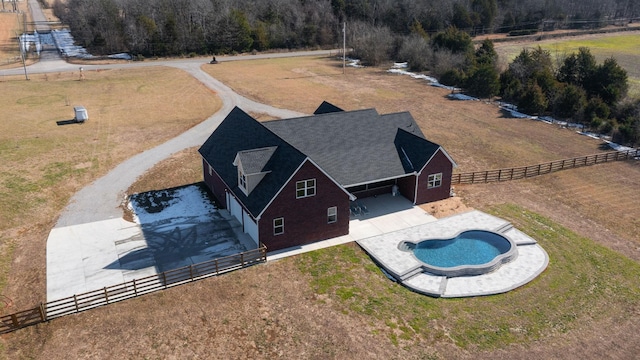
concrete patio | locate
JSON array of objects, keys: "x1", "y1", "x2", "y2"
[{"x1": 356, "y1": 210, "x2": 549, "y2": 297}]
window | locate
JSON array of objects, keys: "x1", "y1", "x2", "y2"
[
  {"x1": 427, "y1": 173, "x2": 442, "y2": 189},
  {"x1": 296, "y1": 179, "x2": 316, "y2": 198},
  {"x1": 327, "y1": 207, "x2": 337, "y2": 223},
  {"x1": 273, "y1": 217, "x2": 284, "y2": 235},
  {"x1": 238, "y1": 169, "x2": 247, "y2": 190}
]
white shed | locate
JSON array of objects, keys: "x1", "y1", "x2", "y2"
[{"x1": 74, "y1": 106, "x2": 88, "y2": 122}]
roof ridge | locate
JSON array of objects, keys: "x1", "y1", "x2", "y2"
[
  {"x1": 264, "y1": 107, "x2": 379, "y2": 124},
  {"x1": 238, "y1": 145, "x2": 278, "y2": 154}
]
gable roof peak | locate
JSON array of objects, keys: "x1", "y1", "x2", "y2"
[
  {"x1": 314, "y1": 101, "x2": 344, "y2": 115},
  {"x1": 234, "y1": 146, "x2": 278, "y2": 175}
]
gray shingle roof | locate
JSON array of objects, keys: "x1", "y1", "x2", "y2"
[
  {"x1": 199, "y1": 103, "x2": 450, "y2": 218},
  {"x1": 263, "y1": 108, "x2": 436, "y2": 186},
  {"x1": 236, "y1": 146, "x2": 277, "y2": 174},
  {"x1": 198, "y1": 107, "x2": 307, "y2": 218}
]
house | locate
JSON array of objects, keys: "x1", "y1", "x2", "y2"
[{"x1": 198, "y1": 102, "x2": 457, "y2": 251}]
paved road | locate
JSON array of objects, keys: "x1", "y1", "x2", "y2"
[
  {"x1": 28, "y1": 0, "x2": 51, "y2": 33},
  {"x1": 0, "y1": 50, "x2": 339, "y2": 76},
  {"x1": 1, "y1": 47, "x2": 338, "y2": 226}
]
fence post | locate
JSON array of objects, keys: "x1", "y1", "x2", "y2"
[
  {"x1": 104, "y1": 287, "x2": 109, "y2": 304},
  {"x1": 241, "y1": 253, "x2": 244, "y2": 266},
  {"x1": 10, "y1": 313, "x2": 19, "y2": 328},
  {"x1": 215, "y1": 259, "x2": 219, "y2": 275},
  {"x1": 74, "y1": 294, "x2": 79, "y2": 312},
  {"x1": 189, "y1": 265, "x2": 194, "y2": 281},
  {"x1": 39, "y1": 302, "x2": 46, "y2": 322},
  {"x1": 133, "y1": 278, "x2": 138, "y2": 297}
]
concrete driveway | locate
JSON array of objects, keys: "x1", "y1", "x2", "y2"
[
  {"x1": 47, "y1": 189, "x2": 436, "y2": 301},
  {"x1": 46, "y1": 185, "x2": 256, "y2": 301}
]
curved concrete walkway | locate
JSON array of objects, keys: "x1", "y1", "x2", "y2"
[
  {"x1": 1, "y1": 46, "x2": 333, "y2": 225},
  {"x1": 55, "y1": 62, "x2": 305, "y2": 227}
]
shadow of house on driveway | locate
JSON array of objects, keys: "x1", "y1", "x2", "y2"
[{"x1": 105, "y1": 183, "x2": 251, "y2": 274}]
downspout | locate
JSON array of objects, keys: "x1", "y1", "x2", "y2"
[{"x1": 413, "y1": 174, "x2": 419, "y2": 205}]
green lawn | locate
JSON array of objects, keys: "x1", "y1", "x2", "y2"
[
  {"x1": 296, "y1": 204, "x2": 640, "y2": 350},
  {"x1": 496, "y1": 33, "x2": 640, "y2": 97}
]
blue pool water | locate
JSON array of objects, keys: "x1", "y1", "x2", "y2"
[{"x1": 412, "y1": 230, "x2": 512, "y2": 268}]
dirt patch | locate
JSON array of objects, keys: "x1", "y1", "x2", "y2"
[{"x1": 419, "y1": 197, "x2": 472, "y2": 218}]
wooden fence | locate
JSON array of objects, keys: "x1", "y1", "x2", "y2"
[
  {"x1": 0, "y1": 244, "x2": 267, "y2": 334},
  {"x1": 452, "y1": 148, "x2": 639, "y2": 185}
]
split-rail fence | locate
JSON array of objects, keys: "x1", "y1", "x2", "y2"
[
  {"x1": 452, "y1": 148, "x2": 639, "y2": 185},
  {"x1": 0, "y1": 244, "x2": 267, "y2": 334}
]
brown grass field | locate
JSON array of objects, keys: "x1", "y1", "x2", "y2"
[
  {"x1": 0, "y1": 67, "x2": 220, "y2": 312},
  {"x1": 0, "y1": 12, "x2": 22, "y2": 68},
  {"x1": 200, "y1": 56, "x2": 640, "y2": 255},
  {"x1": 1, "y1": 36, "x2": 640, "y2": 358}
]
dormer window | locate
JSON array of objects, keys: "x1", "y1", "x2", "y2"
[
  {"x1": 238, "y1": 168, "x2": 247, "y2": 191},
  {"x1": 233, "y1": 146, "x2": 277, "y2": 196}
]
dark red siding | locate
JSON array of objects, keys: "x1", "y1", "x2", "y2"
[
  {"x1": 396, "y1": 175, "x2": 417, "y2": 203},
  {"x1": 202, "y1": 158, "x2": 230, "y2": 208},
  {"x1": 415, "y1": 150, "x2": 453, "y2": 204},
  {"x1": 259, "y1": 160, "x2": 350, "y2": 251}
]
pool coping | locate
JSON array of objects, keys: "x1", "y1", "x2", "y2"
[
  {"x1": 356, "y1": 210, "x2": 549, "y2": 298},
  {"x1": 398, "y1": 229, "x2": 519, "y2": 277}
]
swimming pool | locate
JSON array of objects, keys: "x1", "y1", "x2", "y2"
[{"x1": 398, "y1": 230, "x2": 518, "y2": 277}]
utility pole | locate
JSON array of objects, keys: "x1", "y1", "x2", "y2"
[
  {"x1": 16, "y1": 30, "x2": 29, "y2": 80},
  {"x1": 342, "y1": 22, "x2": 346, "y2": 75}
]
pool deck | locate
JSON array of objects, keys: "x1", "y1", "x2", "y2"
[{"x1": 357, "y1": 210, "x2": 549, "y2": 298}]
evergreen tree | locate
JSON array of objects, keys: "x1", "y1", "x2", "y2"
[
  {"x1": 475, "y1": 39, "x2": 497, "y2": 67},
  {"x1": 431, "y1": 26, "x2": 473, "y2": 55},
  {"x1": 553, "y1": 84, "x2": 587, "y2": 119},
  {"x1": 518, "y1": 82, "x2": 548, "y2": 115},
  {"x1": 587, "y1": 57, "x2": 628, "y2": 106},
  {"x1": 466, "y1": 64, "x2": 500, "y2": 99}
]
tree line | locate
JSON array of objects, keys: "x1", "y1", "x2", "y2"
[
  {"x1": 500, "y1": 46, "x2": 638, "y2": 146},
  {"x1": 50, "y1": 0, "x2": 639, "y2": 146},
  {"x1": 51, "y1": 0, "x2": 640, "y2": 57},
  {"x1": 384, "y1": 26, "x2": 638, "y2": 146}
]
